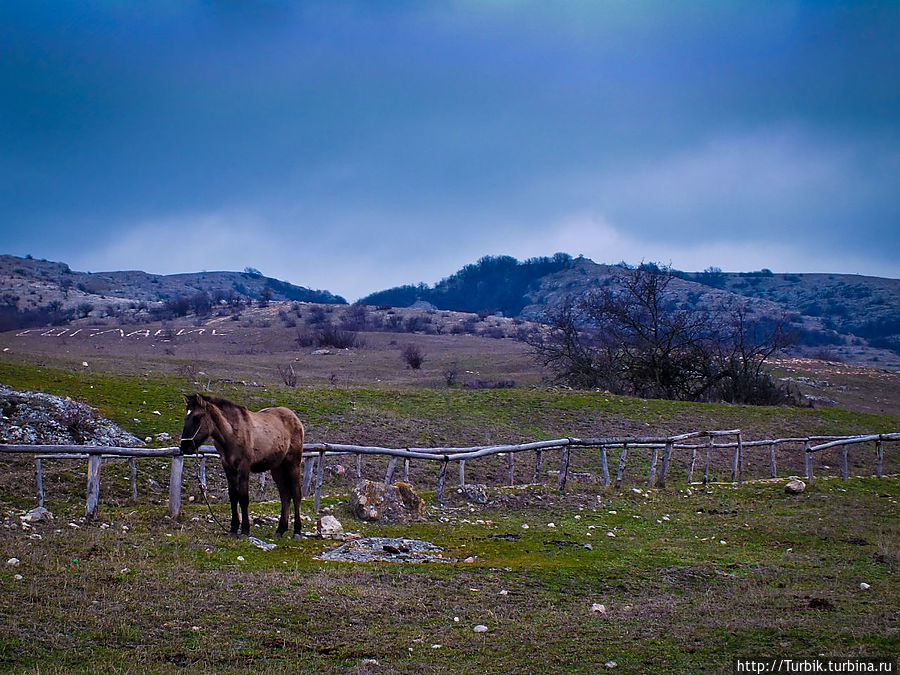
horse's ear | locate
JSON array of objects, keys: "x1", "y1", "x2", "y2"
[
  {"x1": 183, "y1": 393, "x2": 201, "y2": 409},
  {"x1": 195, "y1": 394, "x2": 208, "y2": 409}
]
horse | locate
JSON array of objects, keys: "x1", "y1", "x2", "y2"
[{"x1": 179, "y1": 393, "x2": 305, "y2": 537}]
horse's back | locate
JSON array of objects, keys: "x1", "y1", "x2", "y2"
[{"x1": 255, "y1": 406, "x2": 305, "y2": 452}]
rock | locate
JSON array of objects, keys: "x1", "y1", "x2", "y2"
[
  {"x1": 463, "y1": 556, "x2": 476, "y2": 564},
  {"x1": 591, "y1": 603, "x2": 607, "y2": 614},
  {"x1": 349, "y1": 480, "x2": 427, "y2": 524},
  {"x1": 859, "y1": 582, "x2": 870, "y2": 590},
  {"x1": 248, "y1": 537, "x2": 276, "y2": 551},
  {"x1": 7, "y1": 558, "x2": 20, "y2": 566},
  {"x1": 317, "y1": 515, "x2": 344, "y2": 538},
  {"x1": 473, "y1": 624, "x2": 488, "y2": 633},
  {"x1": 0, "y1": 385, "x2": 143, "y2": 447},
  {"x1": 785, "y1": 479, "x2": 806, "y2": 494},
  {"x1": 396, "y1": 481, "x2": 427, "y2": 520},
  {"x1": 605, "y1": 660, "x2": 618, "y2": 668},
  {"x1": 458, "y1": 484, "x2": 489, "y2": 504},
  {"x1": 22, "y1": 507, "x2": 52, "y2": 523},
  {"x1": 317, "y1": 537, "x2": 444, "y2": 563}
]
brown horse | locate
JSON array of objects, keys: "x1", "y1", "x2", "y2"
[{"x1": 179, "y1": 393, "x2": 305, "y2": 537}]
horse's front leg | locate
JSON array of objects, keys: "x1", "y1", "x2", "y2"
[{"x1": 225, "y1": 470, "x2": 240, "y2": 536}]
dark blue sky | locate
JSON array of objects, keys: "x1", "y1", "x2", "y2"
[{"x1": 2, "y1": 1, "x2": 898, "y2": 300}]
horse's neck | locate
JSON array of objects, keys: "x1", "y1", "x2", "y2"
[{"x1": 207, "y1": 404, "x2": 239, "y2": 448}]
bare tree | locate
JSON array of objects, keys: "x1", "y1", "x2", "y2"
[{"x1": 529, "y1": 265, "x2": 795, "y2": 404}]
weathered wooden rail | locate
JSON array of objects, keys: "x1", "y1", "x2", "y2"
[{"x1": 0, "y1": 431, "x2": 896, "y2": 519}]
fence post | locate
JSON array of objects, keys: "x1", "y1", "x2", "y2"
[
  {"x1": 356, "y1": 453, "x2": 362, "y2": 480},
  {"x1": 532, "y1": 450, "x2": 544, "y2": 484},
  {"x1": 601, "y1": 446, "x2": 610, "y2": 487},
  {"x1": 875, "y1": 439, "x2": 883, "y2": 478},
  {"x1": 703, "y1": 447, "x2": 711, "y2": 485},
  {"x1": 384, "y1": 456, "x2": 398, "y2": 487},
  {"x1": 129, "y1": 457, "x2": 138, "y2": 502},
  {"x1": 314, "y1": 450, "x2": 325, "y2": 513},
  {"x1": 769, "y1": 443, "x2": 777, "y2": 479},
  {"x1": 557, "y1": 445, "x2": 571, "y2": 493},
  {"x1": 168, "y1": 455, "x2": 184, "y2": 519},
  {"x1": 256, "y1": 472, "x2": 267, "y2": 500},
  {"x1": 458, "y1": 460, "x2": 466, "y2": 488},
  {"x1": 840, "y1": 444, "x2": 849, "y2": 482},
  {"x1": 737, "y1": 433, "x2": 744, "y2": 487},
  {"x1": 730, "y1": 445, "x2": 740, "y2": 484},
  {"x1": 687, "y1": 447, "x2": 697, "y2": 484},
  {"x1": 804, "y1": 441, "x2": 813, "y2": 481},
  {"x1": 35, "y1": 458, "x2": 44, "y2": 508},
  {"x1": 656, "y1": 442, "x2": 673, "y2": 488},
  {"x1": 647, "y1": 446, "x2": 659, "y2": 486},
  {"x1": 86, "y1": 454, "x2": 101, "y2": 519},
  {"x1": 615, "y1": 444, "x2": 628, "y2": 488},
  {"x1": 507, "y1": 453, "x2": 515, "y2": 486},
  {"x1": 303, "y1": 455, "x2": 315, "y2": 495},
  {"x1": 403, "y1": 458, "x2": 410, "y2": 483},
  {"x1": 198, "y1": 456, "x2": 207, "y2": 492},
  {"x1": 436, "y1": 459, "x2": 448, "y2": 504}
]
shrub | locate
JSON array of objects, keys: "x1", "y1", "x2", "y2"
[{"x1": 401, "y1": 344, "x2": 425, "y2": 369}]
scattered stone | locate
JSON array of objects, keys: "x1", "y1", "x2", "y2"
[
  {"x1": 236, "y1": 555, "x2": 245, "y2": 562},
  {"x1": 6, "y1": 557, "x2": 20, "y2": 567},
  {"x1": 248, "y1": 537, "x2": 276, "y2": 551},
  {"x1": 473, "y1": 624, "x2": 488, "y2": 633},
  {"x1": 22, "y1": 507, "x2": 52, "y2": 523},
  {"x1": 591, "y1": 603, "x2": 607, "y2": 614},
  {"x1": 14, "y1": 574, "x2": 23, "y2": 581},
  {"x1": 317, "y1": 515, "x2": 344, "y2": 539},
  {"x1": 859, "y1": 582, "x2": 871, "y2": 591},
  {"x1": 463, "y1": 556, "x2": 476, "y2": 564},
  {"x1": 458, "y1": 484, "x2": 489, "y2": 504},
  {"x1": 605, "y1": 660, "x2": 618, "y2": 669},
  {"x1": 785, "y1": 479, "x2": 806, "y2": 494}
]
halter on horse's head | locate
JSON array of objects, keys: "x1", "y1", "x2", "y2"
[{"x1": 180, "y1": 393, "x2": 212, "y2": 454}]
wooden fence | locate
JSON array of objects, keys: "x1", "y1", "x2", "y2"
[{"x1": 1, "y1": 431, "x2": 897, "y2": 520}]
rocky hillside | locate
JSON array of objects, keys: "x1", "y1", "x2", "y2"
[{"x1": 0, "y1": 254, "x2": 346, "y2": 330}]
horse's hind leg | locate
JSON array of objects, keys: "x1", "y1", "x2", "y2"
[
  {"x1": 287, "y1": 458, "x2": 304, "y2": 537},
  {"x1": 270, "y1": 466, "x2": 292, "y2": 537},
  {"x1": 236, "y1": 468, "x2": 251, "y2": 536}
]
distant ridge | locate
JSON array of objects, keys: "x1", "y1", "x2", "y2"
[{"x1": 0, "y1": 254, "x2": 346, "y2": 331}]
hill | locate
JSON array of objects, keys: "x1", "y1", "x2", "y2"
[
  {"x1": 0, "y1": 254, "x2": 346, "y2": 330},
  {"x1": 360, "y1": 255, "x2": 900, "y2": 368}
]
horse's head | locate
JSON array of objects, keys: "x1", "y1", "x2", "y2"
[{"x1": 180, "y1": 393, "x2": 214, "y2": 454}]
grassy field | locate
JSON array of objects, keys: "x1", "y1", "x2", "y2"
[
  {"x1": 1, "y1": 321, "x2": 898, "y2": 673},
  {"x1": 1, "y1": 476, "x2": 897, "y2": 673}
]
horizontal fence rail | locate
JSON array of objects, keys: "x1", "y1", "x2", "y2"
[{"x1": 0, "y1": 431, "x2": 896, "y2": 519}]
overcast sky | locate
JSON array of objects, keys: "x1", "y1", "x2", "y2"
[{"x1": 2, "y1": 1, "x2": 898, "y2": 301}]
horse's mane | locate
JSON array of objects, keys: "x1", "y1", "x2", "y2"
[
  {"x1": 198, "y1": 394, "x2": 244, "y2": 410},
  {"x1": 194, "y1": 393, "x2": 249, "y2": 421}
]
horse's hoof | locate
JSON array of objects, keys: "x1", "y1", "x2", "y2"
[
  {"x1": 292, "y1": 533, "x2": 304, "y2": 540},
  {"x1": 228, "y1": 531, "x2": 240, "y2": 539}
]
